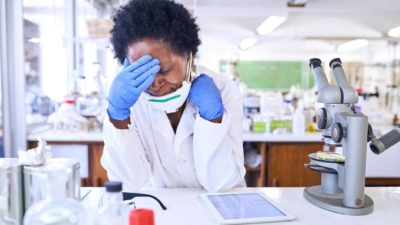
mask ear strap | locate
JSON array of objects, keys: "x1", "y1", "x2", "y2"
[{"x1": 186, "y1": 53, "x2": 195, "y2": 82}]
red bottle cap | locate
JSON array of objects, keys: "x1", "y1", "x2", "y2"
[
  {"x1": 129, "y1": 209, "x2": 155, "y2": 225},
  {"x1": 64, "y1": 99, "x2": 75, "y2": 104}
]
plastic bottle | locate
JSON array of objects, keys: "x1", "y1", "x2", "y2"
[
  {"x1": 283, "y1": 99, "x2": 294, "y2": 115},
  {"x1": 292, "y1": 103, "x2": 306, "y2": 135},
  {"x1": 96, "y1": 181, "x2": 130, "y2": 225},
  {"x1": 23, "y1": 168, "x2": 87, "y2": 225}
]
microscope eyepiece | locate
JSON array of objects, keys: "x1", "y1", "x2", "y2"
[
  {"x1": 329, "y1": 58, "x2": 342, "y2": 69},
  {"x1": 309, "y1": 58, "x2": 322, "y2": 69}
]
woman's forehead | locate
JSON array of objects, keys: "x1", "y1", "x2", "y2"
[{"x1": 127, "y1": 39, "x2": 184, "y2": 65}]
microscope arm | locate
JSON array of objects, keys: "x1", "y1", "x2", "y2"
[{"x1": 370, "y1": 128, "x2": 400, "y2": 154}]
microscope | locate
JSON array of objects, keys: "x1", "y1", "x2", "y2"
[{"x1": 303, "y1": 58, "x2": 400, "y2": 215}]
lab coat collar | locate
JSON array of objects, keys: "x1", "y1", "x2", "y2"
[
  {"x1": 174, "y1": 101, "x2": 196, "y2": 154},
  {"x1": 149, "y1": 101, "x2": 196, "y2": 155},
  {"x1": 149, "y1": 107, "x2": 175, "y2": 144}
]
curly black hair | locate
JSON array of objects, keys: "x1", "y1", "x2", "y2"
[{"x1": 110, "y1": 0, "x2": 201, "y2": 64}]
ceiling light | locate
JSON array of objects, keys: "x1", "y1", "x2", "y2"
[
  {"x1": 239, "y1": 37, "x2": 257, "y2": 50},
  {"x1": 388, "y1": 26, "x2": 400, "y2": 37},
  {"x1": 257, "y1": 16, "x2": 286, "y2": 36},
  {"x1": 337, "y1": 39, "x2": 369, "y2": 52}
]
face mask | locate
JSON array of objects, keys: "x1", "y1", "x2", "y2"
[
  {"x1": 143, "y1": 81, "x2": 191, "y2": 113},
  {"x1": 143, "y1": 53, "x2": 196, "y2": 113}
]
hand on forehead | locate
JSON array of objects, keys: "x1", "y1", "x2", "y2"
[
  {"x1": 126, "y1": 39, "x2": 190, "y2": 97},
  {"x1": 127, "y1": 39, "x2": 182, "y2": 65}
]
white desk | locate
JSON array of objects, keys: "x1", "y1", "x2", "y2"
[
  {"x1": 27, "y1": 127, "x2": 103, "y2": 142},
  {"x1": 82, "y1": 187, "x2": 400, "y2": 225}
]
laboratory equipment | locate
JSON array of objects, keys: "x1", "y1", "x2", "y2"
[
  {"x1": 292, "y1": 103, "x2": 306, "y2": 135},
  {"x1": 269, "y1": 117, "x2": 292, "y2": 134},
  {"x1": 0, "y1": 159, "x2": 23, "y2": 225},
  {"x1": 244, "y1": 148, "x2": 262, "y2": 169},
  {"x1": 303, "y1": 58, "x2": 400, "y2": 215},
  {"x1": 96, "y1": 181, "x2": 130, "y2": 225},
  {"x1": 47, "y1": 99, "x2": 87, "y2": 131},
  {"x1": 30, "y1": 95, "x2": 55, "y2": 116},
  {"x1": 251, "y1": 115, "x2": 266, "y2": 133},
  {"x1": 23, "y1": 158, "x2": 80, "y2": 212},
  {"x1": 76, "y1": 96, "x2": 103, "y2": 118},
  {"x1": 283, "y1": 99, "x2": 294, "y2": 115},
  {"x1": 243, "y1": 94, "x2": 260, "y2": 117},
  {"x1": 23, "y1": 165, "x2": 87, "y2": 225},
  {"x1": 18, "y1": 137, "x2": 51, "y2": 166}
]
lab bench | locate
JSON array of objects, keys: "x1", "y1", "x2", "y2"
[
  {"x1": 81, "y1": 187, "x2": 400, "y2": 225},
  {"x1": 27, "y1": 128, "x2": 400, "y2": 188}
]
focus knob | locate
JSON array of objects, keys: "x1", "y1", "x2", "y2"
[
  {"x1": 316, "y1": 108, "x2": 328, "y2": 129},
  {"x1": 332, "y1": 123, "x2": 344, "y2": 143}
]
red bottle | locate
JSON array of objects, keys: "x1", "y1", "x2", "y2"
[{"x1": 129, "y1": 209, "x2": 155, "y2": 225}]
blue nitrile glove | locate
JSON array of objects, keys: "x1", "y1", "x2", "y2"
[
  {"x1": 107, "y1": 55, "x2": 160, "y2": 120},
  {"x1": 189, "y1": 74, "x2": 224, "y2": 121}
]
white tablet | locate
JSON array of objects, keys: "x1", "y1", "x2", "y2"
[{"x1": 200, "y1": 192, "x2": 296, "y2": 224}]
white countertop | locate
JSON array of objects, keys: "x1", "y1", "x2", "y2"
[
  {"x1": 27, "y1": 126, "x2": 323, "y2": 143},
  {"x1": 26, "y1": 125, "x2": 397, "y2": 144},
  {"x1": 82, "y1": 187, "x2": 400, "y2": 225},
  {"x1": 27, "y1": 126, "x2": 103, "y2": 142}
]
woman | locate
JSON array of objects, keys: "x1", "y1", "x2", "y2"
[{"x1": 102, "y1": 0, "x2": 245, "y2": 192}]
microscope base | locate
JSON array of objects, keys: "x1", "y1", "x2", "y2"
[{"x1": 304, "y1": 186, "x2": 374, "y2": 215}]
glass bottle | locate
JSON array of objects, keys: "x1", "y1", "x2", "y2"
[{"x1": 23, "y1": 167, "x2": 87, "y2": 225}]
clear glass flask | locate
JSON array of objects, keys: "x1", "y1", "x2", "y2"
[{"x1": 23, "y1": 167, "x2": 87, "y2": 225}]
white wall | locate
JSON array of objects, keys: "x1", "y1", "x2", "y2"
[{"x1": 198, "y1": 36, "x2": 400, "y2": 73}]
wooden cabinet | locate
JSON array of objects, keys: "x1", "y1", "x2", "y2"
[
  {"x1": 244, "y1": 141, "x2": 324, "y2": 187},
  {"x1": 246, "y1": 141, "x2": 400, "y2": 187},
  {"x1": 266, "y1": 142, "x2": 323, "y2": 187},
  {"x1": 244, "y1": 142, "x2": 267, "y2": 187},
  {"x1": 87, "y1": 143, "x2": 108, "y2": 186}
]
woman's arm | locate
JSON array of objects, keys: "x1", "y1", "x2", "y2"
[
  {"x1": 192, "y1": 81, "x2": 246, "y2": 192},
  {"x1": 101, "y1": 114, "x2": 152, "y2": 191}
]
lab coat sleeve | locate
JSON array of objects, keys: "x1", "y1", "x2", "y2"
[
  {"x1": 193, "y1": 82, "x2": 246, "y2": 192},
  {"x1": 101, "y1": 114, "x2": 152, "y2": 191}
]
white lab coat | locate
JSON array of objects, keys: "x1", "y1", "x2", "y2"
[{"x1": 101, "y1": 66, "x2": 246, "y2": 192}]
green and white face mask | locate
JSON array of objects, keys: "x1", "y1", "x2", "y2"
[
  {"x1": 143, "y1": 81, "x2": 191, "y2": 113},
  {"x1": 143, "y1": 53, "x2": 196, "y2": 113}
]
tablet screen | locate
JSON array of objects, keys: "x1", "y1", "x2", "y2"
[{"x1": 207, "y1": 193, "x2": 286, "y2": 219}]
